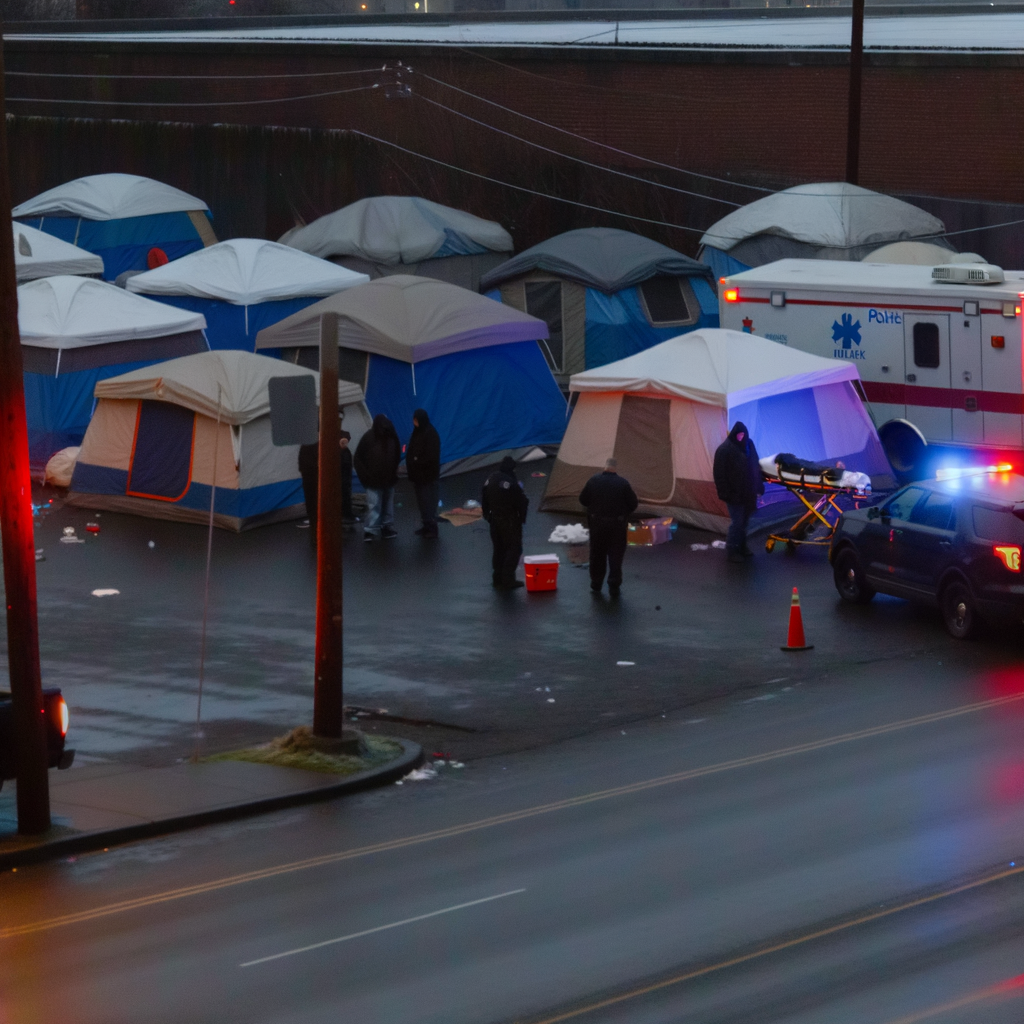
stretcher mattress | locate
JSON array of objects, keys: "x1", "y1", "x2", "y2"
[{"x1": 760, "y1": 452, "x2": 871, "y2": 494}]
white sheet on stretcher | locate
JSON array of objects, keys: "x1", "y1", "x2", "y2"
[{"x1": 760, "y1": 454, "x2": 871, "y2": 493}]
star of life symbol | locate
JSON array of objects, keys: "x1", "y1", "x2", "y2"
[{"x1": 832, "y1": 313, "x2": 862, "y2": 349}]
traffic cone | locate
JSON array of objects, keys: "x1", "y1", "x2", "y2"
[{"x1": 781, "y1": 587, "x2": 814, "y2": 651}]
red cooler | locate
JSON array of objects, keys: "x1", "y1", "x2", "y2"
[{"x1": 524, "y1": 554, "x2": 560, "y2": 592}]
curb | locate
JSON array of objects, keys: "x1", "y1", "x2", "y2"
[{"x1": 0, "y1": 739, "x2": 423, "y2": 872}]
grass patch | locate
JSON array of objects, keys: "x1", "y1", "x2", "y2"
[{"x1": 207, "y1": 727, "x2": 404, "y2": 776}]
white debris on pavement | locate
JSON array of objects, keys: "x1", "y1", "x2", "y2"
[
  {"x1": 60, "y1": 527, "x2": 84, "y2": 544},
  {"x1": 690, "y1": 543, "x2": 710, "y2": 551},
  {"x1": 35, "y1": 549, "x2": 44, "y2": 562},
  {"x1": 547, "y1": 698, "x2": 555, "y2": 703},
  {"x1": 617, "y1": 661, "x2": 635, "y2": 666},
  {"x1": 91, "y1": 589, "x2": 120, "y2": 597},
  {"x1": 712, "y1": 540, "x2": 727, "y2": 549},
  {"x1": 148, "y1": 540, "x2": 156, "y2": 548},
  {"x1": 400, "y1": 765, "x2": 439, "y2": 782},
  {"x1": 548, "y1": 523, "x2": 590, "y2": 544}
]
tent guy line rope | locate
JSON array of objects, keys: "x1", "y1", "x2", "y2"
[{"x1": 3, "y1": 688, "x2": 1023, "y2": 940}]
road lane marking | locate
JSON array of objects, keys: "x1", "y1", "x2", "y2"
[
  {"x1": 883, "y1": 972, "x2": 1024, "y2": 1023},
  {"x1": 519, "y1": 869, "x2": 1024, "y2": 1023},
  {"x1": 239, "y1": 888, "x2": 526, "y2": 968},
  {"x1": 4, "y1": 689, "x2": 1024, "y2": 940}
]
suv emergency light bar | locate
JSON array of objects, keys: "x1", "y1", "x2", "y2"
[
  {"x1": 935, "y1": 463, "x2": 1014, "y2": 481},
  {"x1": 931, "y1": 263, "x2": 1005, "y2": 285}
]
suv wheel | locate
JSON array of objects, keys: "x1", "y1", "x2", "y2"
[
  {"x1": 834, "y1": 549, "x2": 875, "y2": 604},
  {"x1": 941, "y1": 580, "x2": 980, "y2": 640}
]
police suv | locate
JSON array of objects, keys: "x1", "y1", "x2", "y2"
[{"x1": 829, "y1": 467, "x2": 1024, "y2": 638}]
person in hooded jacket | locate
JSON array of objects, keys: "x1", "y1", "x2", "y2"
[
  {"x1": 712, "y1": 421, "x2": 765, "y2": 562},
  {"x1": 354, "y1": 414, "x2": 401, "y2": 541},
  {"x1": 579, "y1": 458, "x2": 639, "y2": 596},
  {"x1": 481, "y1": 456, "x2": 529, "y2": 589},
  {"x1": 406, "y1": 408, "x2": 442, "y2": 538}
]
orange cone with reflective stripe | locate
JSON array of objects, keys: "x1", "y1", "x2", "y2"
[{"x1": 781, "y1": 587, "x2": 814, "y2": 651}]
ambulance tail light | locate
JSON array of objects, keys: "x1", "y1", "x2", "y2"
[
  {"x1": 724, "y1": 289, "x2": 739, "y2": 303},
  {"x1": 994, "y1": 545, "x2": 1022, "y2": 572}
]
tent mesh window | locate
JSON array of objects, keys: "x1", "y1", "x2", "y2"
[
  {"x1": 638, "y1": 277, "x2": 699, "y2": 328},
  {"x1": 912, "y1": 322, "x2": 941, "y2": 369},
  {"x1": 338, "y1": 347, "x2": 370, "y2": 390},
  {"x1": 525, "y1": 281, "x2": 564, "y2": 373}
]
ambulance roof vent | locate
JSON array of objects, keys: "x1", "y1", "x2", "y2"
[{"x1": 932, "y1": 263, "x2": 1004, "y2": 285}]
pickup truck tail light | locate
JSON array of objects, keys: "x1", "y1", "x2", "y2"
[
  {"x1": 994, "y1": 545, "x2": 1022, "y2": 571},
  {"x1": 57, "y1": 697, "x2": 68, "y2": 737}
]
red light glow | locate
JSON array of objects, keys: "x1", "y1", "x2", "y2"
[
  {"x1": 994, "y1": 545, "x2": 1021, "y2": 571},
  {"x1": 58, "y1": 698, "x2": 68, "y2": 736},
  {"x1": 724, "y1": 289, "x2": 739, "y2": 303}
]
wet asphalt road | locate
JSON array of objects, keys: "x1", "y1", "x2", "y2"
[
  {"x1": 4, "y1": 661, "x2": 1024, "y2": 1023},
  {"x1": 10, "y1": 459, "x2": 1024, "y2": 767}
]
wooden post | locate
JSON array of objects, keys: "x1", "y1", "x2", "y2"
[
  {"x1": 845, "y1": 0, "x2": 865, "y2": 186},
  {"x1": 0, "y1": 19, "x2": 51, "y2": 835},
  {"x1": 313, "y1": 312, "x2": 343, "y2": 738}
]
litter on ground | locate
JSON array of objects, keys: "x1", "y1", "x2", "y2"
[
  {"x1": 399, "y1": 765, "x2": 438, "y2": 783},
  {"x1": 148, "y1": 541, "x2": 156, "y2": 548},
  {"x1": 91, "y1": 589, "x2": 120, "y2": 598},
  {"x1": 547, "y1": 698, "x2": 556, "y2": 703},
  {"x1": 548, "y1": 523, "x2": 589, "y2": 544},
  {"x1": 60, "y1": 527, "x2": 84, "y2": 544},
  {"x1": 712, "y1": 540, "x2": 727, "y2": 549},
  {"x1": 690, "y1": 543, "x2": 709, "y2": 551},
  {"x1": 617, "y1": 661, "x2": 635, "y2": 666},
  {"x1": 34, "y1": 549, "x2": 44, "y2": 562}
]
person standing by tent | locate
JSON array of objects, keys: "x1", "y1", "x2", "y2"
[
  {"x1": 579, "y1": 458, "x2": 638, "y2": 597},
  {"x1": 713, "y1": 421, "x2": 764, "y2": 562},
  {"x1": 355, "y1": 414, "x2": 401, "y2": 541},
  {"x1": 482, "y1": 456, "x2": 529, "y2": 590},
  {"x1": 298, "y1": 429, "x2": 354, "y2": 537},
  {"x1": 406, "y1": 408, "x2": 441, "y2": 538}
]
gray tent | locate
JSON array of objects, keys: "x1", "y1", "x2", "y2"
[
  {"x1": 698, "y1": 183, "x2": 950, "y2": 278},
  {"x1": 279, "y1": 196, "x2": 513, "y2": 292},
  {"x1": 479, "y1": 227, "x2": 718, "y2": 388}
]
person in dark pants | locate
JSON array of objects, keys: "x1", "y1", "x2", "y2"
[
  {"x1": 298, "y1": 429, "x2": 353, "y2": 536},
  {"x1": 712, "y1": 420, "x2": 765, "y2": 563},
  {"x1": 579, "y1": 458, "x2": 639, "y2": 597},
  {"x1": 354, "y1": 414, "x2": 401, "y2": 541},
  {"x1": 481, "y1": 456, "x2": 529, "y2": 590},
  {"x1": 406, "y1": 408, "x2": 441, "y2": 538}
]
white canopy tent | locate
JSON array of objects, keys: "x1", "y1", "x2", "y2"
[
  {"x1": 13, "y1": 222, "x2": 104, "y2": 282},
  {"x1": 542, "y1": 328, "x2": 890, "y2": 531},
  {"x1": 12, "y1": 173, "x2": 209, "y2": 221}
]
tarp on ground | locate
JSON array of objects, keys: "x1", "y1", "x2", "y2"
[
  {"x1": 69, "y1": 350, "x2": 371, "y2": 531},
  {"x1": 126, "y1": 239, "x2": 370, "y2": 351},
  {"x1": 543, "y1": 328, "x2": 891, "y2": 532},
  {"x1": 255, "y1": 275, "x2": 566, "y2": 472},
  {"x1": 19, "y1": 276, "x2": 208, "y2": 468},
  {"x1": 13, "y1": 222, "x2": 104, "y2": 282},
  {"x1": 13, "y1": 173, "x2": 216, "y2": 281},
  {"x1": 698, "y1": 183, "x2": 950, "y2": 275}
]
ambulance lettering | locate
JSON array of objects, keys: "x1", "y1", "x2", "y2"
[
  {"x1": 867, "y1": 308, "x2": 902, "y2": 325},
  {"x1": 832, "y1": 313, "x2": 864, "y2": 359}
]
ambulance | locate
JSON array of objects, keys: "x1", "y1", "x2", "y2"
[{"x1": 719, "y1": 259, "x2": 1024, "y2": 456}]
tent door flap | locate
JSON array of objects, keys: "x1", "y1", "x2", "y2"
[{"x1": 126, "y1": 400, "x2": 197, "y2": 501}]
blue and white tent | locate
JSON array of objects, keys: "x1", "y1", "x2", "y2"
[
  {"x1": 19, "y1": 276, "x2": 208, "y2": 470},
  {"x1": 67, "y1": 350, "x2": 371, "y2": 531},
  {"x1": 255, "y1": 275, "x2": 566, "y2": 474},
  {"x1": 126, "y1": 238, "x2": 370, "y2": 352},
  {"x1": 280, "y1": 196, "x2": 513, "y2": 291},
  {"x1": 13, "y1": 222, "x2": 104, "y2": 282},
  {"x1": 480, "y1": 227, "x2": 718, "y2": 388},
  {"x1": 13, "y1": 174, "x2": 216, "y2": 281}
]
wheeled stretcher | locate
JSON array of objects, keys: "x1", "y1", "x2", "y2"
[{"x1": 759, "y1": 453, "x2": 872, "y2": 552}]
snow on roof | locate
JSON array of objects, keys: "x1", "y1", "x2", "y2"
[
  {"x1": 13, "y1": 222, "x2": 104, "y2": 282},
  {"x1": 126, "y1": 238, "x2": 370, "y2": 305},
  {"x1": 12, "y1": 173, "x2": 209, "y2": 221},
  {"x1": 18, "y1": 275, "x2": 206, "y2": 349},
  {"x1": 570, "y1": 327, "x2": 859, "y2": 407},
  {"x1": 281, "y1": 196, "x2": 512, "y2": 264},
  {"x1": 254, "y1": 273, "x2": 548, "y2": 362}
]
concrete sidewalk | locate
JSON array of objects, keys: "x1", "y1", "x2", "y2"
[{"x1": 0, "y1": 739, "x2": 422, "y2": 870}]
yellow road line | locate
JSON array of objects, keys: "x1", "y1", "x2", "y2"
[
  {"x1": 4, "y1": 689, "x2": 1023, "y2": 940},
  {"x1": 523, "y1": 867, "x2": 1024, "y2": 1024}
]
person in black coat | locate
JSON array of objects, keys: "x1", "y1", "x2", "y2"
[
  {"x1": 298, "y1": 429, "x2": 353, "y2": 537},
  {"x1": 579, "y1": 458, "x2": 639, "y2": 596},
  {"x1": 354, "y1": 414, "x2": 401, "y2": 541},
  {"x1": 406, "y1": 408, "x2": 441, "y2": 539},
  {"x1": 481, "y1": 456, "x2": 529, "y2": 590},
  {"x1": 712, "y1": 420, "x2": 765, "y2": 562}
]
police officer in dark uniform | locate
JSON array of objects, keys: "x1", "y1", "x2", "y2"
[
  {"x1": 579, "y1": 458, "x2": 639, "y2": 597},
  {"x1": 482, "y1": 456, "x2": 529, "y2": 590}
]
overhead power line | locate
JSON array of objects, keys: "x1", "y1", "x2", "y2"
[
  {"x1": 5, "y1": 66, "x2": 385, "y2": 81},
  {"x1": 4, "y1": 83, "x2": 379, "y2": 108}
]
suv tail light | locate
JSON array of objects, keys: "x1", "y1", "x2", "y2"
[
  {"x1": 994, "y1": 545, "x2": 1022, "y2": 571},
  {"x1": 57, "y1": 697, "x2": 69, "y2": 737}
]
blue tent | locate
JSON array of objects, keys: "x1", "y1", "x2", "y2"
[
  {"x1": 479, "y1": 227, "x2": 718, "y2": 387},
  {"x1": 18, "y1": 276, "x2": 208, "y2": 470},
  {"x1": 13, "y1": 174, "x2": 216, "y2": 281},
  {"x1": 126, "y1": 238, "x2": 370, "y2": 352},
  {"x1": 254, "y1": 275, "x2": 567, "y2": 474}
]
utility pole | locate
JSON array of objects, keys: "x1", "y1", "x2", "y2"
[
  {"x1": 313, "y1": 312, "x2": 343, "y2": 738},
  {"x1": 0, "y1": 18, "x2": 51, "y2": 835},
  {"x1": 845, "y1": 0, "x2": 866, "y2": 185}
]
